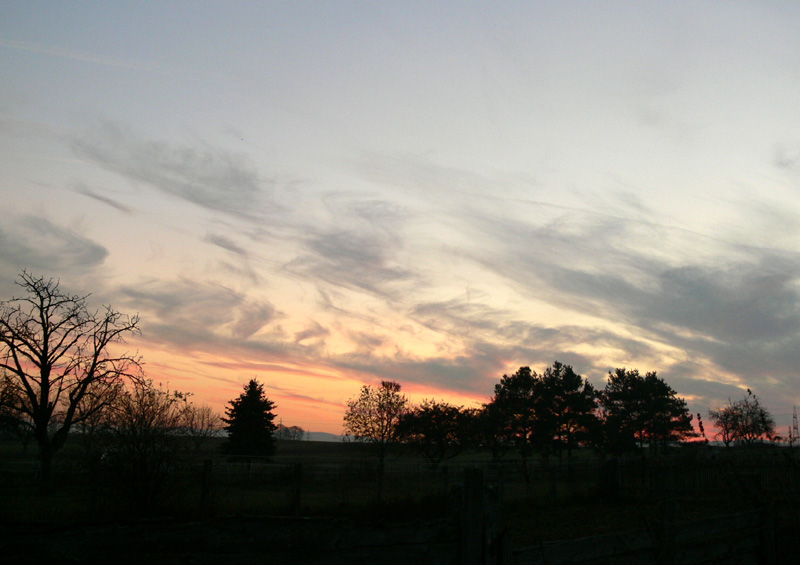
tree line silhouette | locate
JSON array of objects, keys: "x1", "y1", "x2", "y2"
[
  {"x1": 344, "y1": 363, "x2": 697, "y2": 473},
  {"x1": 346, "y1": 368, "x2": 782, "y2": 475},
  {"x1": 0, "y1": 270, "x2": 782, "y2": 498}
]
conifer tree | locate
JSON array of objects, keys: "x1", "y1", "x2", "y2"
[{"x1": 223, "y1": 379, "x2": 277, "y2": 457}]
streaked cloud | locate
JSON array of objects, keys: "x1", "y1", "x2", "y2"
[
  {"x1": 294, "y1": 228, "x2": 413, "y2": 297},
  {"x1": 4, "y1": 2, "x2": 800, "y2": 433},
  {"x1": 205, "y1": 234, "x2": 248, "y2": 257},
  {"x1": 71, "y1": 121, "x2": 271, "y2": 220},
  {"x1": 0, "y1": 37, "x2": 171, "y2": 74},
  {"x1": 119, "y1": 278, "x2": 277, "y2": 344},
  {"x1": 74, "y1": 184, "x2": 133, "y2": 214},
  {"x1": 0, "y1": 216, "x2": 108, "y2": 275}
]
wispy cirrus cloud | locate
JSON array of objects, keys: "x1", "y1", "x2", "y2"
[
  {"x1": 0, "y1": 216, "x2": 108, "y2": 278},
  {"x1": 71, "y1": 121, "x2": 272, "y2": 220},
  {"x1": 294, "y1": 321, "x2": 330, "y2": 344},
  {"x1": 74, "y1": 183, "x2": 133, "y2": 214},
  {"x1": 294, "y1": 228, "x2": 413, "y2": 297},
  {"x1": 205, "y1": 233, "x2": 248, "y2": 257},
  {"x1": 119, "y1": 278, "x2": 278, "y2": 346},
  {"x1": 439, "y1": 190, "x2": 800, "y2": 411},
  {"x1": 0, "y1": 37, "x2": 171, "y2": 75}
]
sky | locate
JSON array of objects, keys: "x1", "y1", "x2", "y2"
[{"x1": 3, "y1": 1, "x2": 800, "y2": 435}]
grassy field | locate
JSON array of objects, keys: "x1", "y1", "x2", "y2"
[{"x1": 2, "y1": 436, "x2": 797, "y2": 549}]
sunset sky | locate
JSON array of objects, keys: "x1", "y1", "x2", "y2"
[{"x1": 3, "y1": 1, "x2": 800, "y2": 435}]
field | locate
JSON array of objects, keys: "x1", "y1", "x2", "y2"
[
  {"x1": 2, "y1": 437, "x2": 800, "y2": 562},
  {"x1": 0, "y1": 437, "x2": 636, "y2": 534}
]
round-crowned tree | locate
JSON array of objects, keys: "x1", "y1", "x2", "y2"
[
  {"x1": 343, "y1": 380, "x2": 407, "y2": 501},
  {"x1": 222, "y1": 379, "x2": 277, "y2": 457},
  {"x1": 708, "y1": 389, "x2": 775, "y2": 446}
]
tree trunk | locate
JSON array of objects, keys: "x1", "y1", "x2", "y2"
[{"x1": 38, "y1": 441, "x2": 55, "y2": 491}]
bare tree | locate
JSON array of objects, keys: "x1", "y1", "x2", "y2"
[
  {"x1": 104, "y1": 380, "x2": 186, "y2": 513},
  {"x1": 275, "y1": 423, "x2": 306, "y2": 441},
  {"x1": 0, "y1": 271, "x2": 141, "y2": 485},
  {"x1": 709, "y1": 389, "x2": 775, "y2": 446},
  {"x1": 72, "y1": 380, "x2": 125, "y2": 462},
  {"x1": 0, "y1": 369, "x2": 35, "y2": 451},
  {"x1": 181, "y1": 403, "x2": 223, "y2": 452},
  {"x1": 708, "y1": 403, "x2": 737, "y2": 447}
]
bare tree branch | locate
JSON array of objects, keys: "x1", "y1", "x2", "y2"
[{"x1": 0, "y1": 271, "x2": 142, "y2": 486}]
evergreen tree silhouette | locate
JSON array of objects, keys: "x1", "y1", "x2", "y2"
[{"x1": 223, "y1": 379, "x2": 277, "y2": 457}]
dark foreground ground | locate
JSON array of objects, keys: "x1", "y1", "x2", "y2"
[{"x1": 3, "y1": 438, "x2": 800, "y2": 563}]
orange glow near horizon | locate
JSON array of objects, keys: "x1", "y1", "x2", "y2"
[{"x1": 136, "y1": 337, "x2": 500, "y2": 435}]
